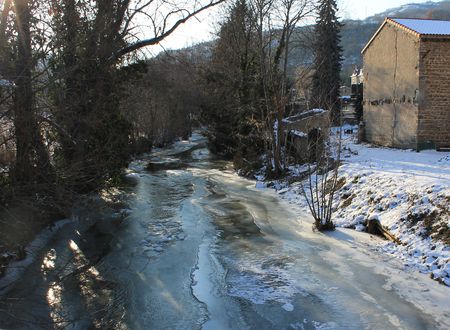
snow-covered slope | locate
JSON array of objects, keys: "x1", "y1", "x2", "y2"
[
  {"x1": 333, "y1": 136, "x2": 450, "y2": 286},
  {"x1": 258, "y1": 131, "x2": 450, "y2": 286}
]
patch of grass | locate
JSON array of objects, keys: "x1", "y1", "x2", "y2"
[
  {"x1": 407, "y1": 193, "x2": 419, "y2": 203},
  {"x1": 368, "y1": 195, "x2": 382, "y2": 205},
  {"x1": 406, "y1": 207, "x2": 450, "y2": 245},
  {"x1": 406, "y1": 210, "x2": 436, "y2": 230},
  {"x1": 429, "y1": 208, "x2": 450, "y2": 245},
  {"x1": 336, "y1": 177, "x2": 347, "y2": 190},
  {"x1": 340, "y1": 194, "x2": 355, "y2": 208},
  {"x1": 432, "y1": 225, "x2": 450, "y2": 245},
  {"x1": 325, "y1": 177, "x2": 346, "y2": 195}
]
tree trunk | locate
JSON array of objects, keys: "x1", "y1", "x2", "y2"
[
  {"x1": 13, "y1": 0, "x2": 51, "y2": 188},
  {"x1": 59, "y1": 0, "x2": 79, "y2": 163}
]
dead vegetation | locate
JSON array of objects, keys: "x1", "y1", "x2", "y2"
[
  {"x1": 404, "y1": 194, "x2": 450, "y2": 245},
  {"x1": 332, "y1": 171, "x2": 450, "y2": 249},
  {"x1": 328, "y1": 176, "x2": 346, "y2": 195},
  {"x1": 340, "y1": 193, "x2": 355, "y2": 209}
]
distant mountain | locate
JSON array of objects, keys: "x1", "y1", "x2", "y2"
[{"x1": 368, "y1": 0, "x2": 450, "y2": 22}]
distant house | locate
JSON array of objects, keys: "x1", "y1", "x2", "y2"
[
  {"x1": 362, "y1": 18, "x2": 450, "y2": 150},
  {"x1": 350, "y1": 67, "x2": 363, "y2": 97},
  {"x1": 339, "y1": 85, "x2": 351, "y2": 97}
]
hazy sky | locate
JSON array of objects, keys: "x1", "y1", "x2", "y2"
[{"x1": 156, "y1": 0, "x2": 442, "y2": 50}]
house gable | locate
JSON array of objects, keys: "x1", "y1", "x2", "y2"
[
  {"x1": 362, "y1": 19, "x2": 420, "y2": 148},
  {"x1": 362, "y1": 18, "x2": 450, "y2": 55},
  {"x1": 362, "y1": 18, "x2": 418, "y2": 54}
]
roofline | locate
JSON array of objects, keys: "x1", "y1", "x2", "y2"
[
  {"x1": 361, "y1": 18, "x2": 389, "y2": 54},
  {"x1": 388, "y1": 17, "x2": 450, "y2": 22},
  {"x1": 361, "y1": 17, "x2": 450, "y2": 54},
  {"x1": 386, "y1": 17, "x2": 421, "y2": 38}
]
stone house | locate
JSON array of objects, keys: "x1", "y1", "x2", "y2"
[
  {"x1": 362, "y1": 18, "x2": 450, "y2": 150},
  {"x1": 351, "y1": 67, "x2": 363, "y2": 96},
  {"x1": 339, "y1": 85, "x2": 352, "y2": 97}
]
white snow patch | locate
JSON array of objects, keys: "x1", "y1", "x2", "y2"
[
  {"x1": 290, "y1": 130, "x2": 307, "y2": 138},
  {"x1": 355, "y1": 224, "x2": 366, "y2": 232},
  {"x1": 282, "y1": 302, "x2": 294, "y2": 311},
  {"x1": 258, "y1": 128, "x2": 450, "y2": 286},
  {"x1": 255, "y1": 181, "x2": 266, "y2": 189}
]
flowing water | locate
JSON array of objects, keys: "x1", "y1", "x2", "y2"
[{"x1": 0, "y1": 133, "x2": 449, "y2": 329}]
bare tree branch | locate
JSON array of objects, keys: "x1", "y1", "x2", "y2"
[{"x1": 110, "y1": 0, "x2": 227, "y2": 62}]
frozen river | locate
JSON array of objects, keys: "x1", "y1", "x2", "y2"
[{"x1": 1, "y1": 133, "x2": 449, "y2": 329}]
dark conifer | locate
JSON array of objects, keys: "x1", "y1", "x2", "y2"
[
  {"x1": 311, "y1": 0, "x2": 343, "y2": 124},
  {"x1": 203, "y1": 0, "x2": 261, "y2": 162}
]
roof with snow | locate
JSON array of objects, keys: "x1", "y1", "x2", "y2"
[
  {"x1": 362, "y1": 18, "x2": 450, "y2": 54},
  {"x1": 391, "y1": 18, "x2": 450, "y2": 35}
]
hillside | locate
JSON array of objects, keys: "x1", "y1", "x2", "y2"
[
  {"x1": 369, "y1": 0, "x2": 450, "y2": 22},
  {"x1": 265, "y1": 1, "x2": 450, "y2": 80},
  {"x1": 170, "y1": 1, "x2": 450, "y2": 80}
]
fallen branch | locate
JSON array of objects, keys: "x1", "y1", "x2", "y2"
[{"x1": 367, "y1": 219, "x2": 401, "y2": 244}]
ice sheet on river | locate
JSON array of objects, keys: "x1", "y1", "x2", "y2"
[{"x1": 1, "y1": 132, "x2": 449, "y2": 329}]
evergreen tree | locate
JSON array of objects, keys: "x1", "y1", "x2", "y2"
[
  {"x1": 203, "y1": 0, "x2": 262, "y2": 166},
  {"x1": 311, "y1": 0, "x2": 342, "y2": 123}
]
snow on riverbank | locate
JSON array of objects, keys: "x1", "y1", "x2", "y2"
[{"x1": 257, "y1": 131, "x2": 450, "y2": 286}]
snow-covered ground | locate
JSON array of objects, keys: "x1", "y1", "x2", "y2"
[{"x1": 257, "y1": 131, "x2": 450, "y2": 286}]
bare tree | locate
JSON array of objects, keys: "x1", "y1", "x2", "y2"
[
  {"x1": 121, "y1": 50, "x2": 205, "y2": 150},
  {"x1": 0, "y1": 0, "x2": 228, "y2": 204},
  {"x1": 300, "y1": 103, "x2": 342, "y2": 231},
  {"x1": 111, "y1": 0, "x2": 228, "y2": 61},
  {"x1": 248, "y1": 0, "x2": 313, "y2": 177}
]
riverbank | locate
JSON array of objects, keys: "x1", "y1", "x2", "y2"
[
  {"x1": 0, "y1": 134, "x2": 204, "y2": 297},
  {"x1": 0, "y1": 174, "x2": 134, "y2": 282},
  {"x1": 0, "y1": 185, "x2": 132, "y2": 296},
  {"x1": 257, "y1": 130, "x2": 450, "y2": 286}
]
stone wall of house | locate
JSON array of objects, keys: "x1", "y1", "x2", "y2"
[
  {"x1": 363, "y1": 23, "x2": 420, "y2": 148},
  {"x1": 418, "y1": 38, "x2": 450, "y2": 149}
]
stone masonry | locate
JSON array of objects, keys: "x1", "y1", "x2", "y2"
[{"x1": 419, "y1": 39, "x2": 450, "y2": 149}]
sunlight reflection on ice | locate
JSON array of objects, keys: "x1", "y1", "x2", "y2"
[
  {"x1": 41, "y1": 249, "x2": 56, "y2": 275},
  {"x1": 47, "y1": 282, "x2": 65, "y2": 326}
]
